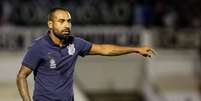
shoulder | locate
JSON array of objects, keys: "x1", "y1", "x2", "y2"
[
  {"x1": 28, "y1": 35, "x2": 46, "y2": 50},
  {"x1": 73, "y1": 36, "x2": 84, "y2": 41},
  {"x1": 73, "y1": 36, "x2": 90, "y2": 43},
  {"x1": 34, "y1": 34, "x2": 47, "y2": 43}
]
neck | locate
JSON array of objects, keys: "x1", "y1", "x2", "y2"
[{"x1": 49, "y1": 31, "x2": 64, "y2": 46}]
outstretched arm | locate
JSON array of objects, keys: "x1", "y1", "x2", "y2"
[
  {"x1": 16, "y1": 65, "x2": 32, "y2": 101},
  {"x1": 89, "y1": 44, "x2": 156, "y2": 57}
]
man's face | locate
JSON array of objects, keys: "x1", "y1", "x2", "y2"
[{"x1": 48, "y1": 10, "x2": 72, "y2": 40}]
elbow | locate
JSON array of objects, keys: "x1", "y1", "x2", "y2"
[
  {"x1": 100, "y1": 46, "x2": 112, "y2": 55},
  {"x1": 16, "y1": 73, "x2": 27, "y2": 87},
  {"x1": 91, "y1": 44, "x2": 114, "y2": 56},
  {"x1": 16, "y1": 73, "x2": 27, "y2": 81},
  {"x1": 103, "y1": 50, "x2": 113, "y2": 55},
  {"x1": 100, "y1": 45, "x2": 115, "y2": 56}
]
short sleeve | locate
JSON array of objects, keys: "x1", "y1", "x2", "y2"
[
  {"x1": 22, "y1": 42, "x2": 41, "y2": 70},
  {"x1": 76, "y1": 38, "x2": 92, "y2": 57}
]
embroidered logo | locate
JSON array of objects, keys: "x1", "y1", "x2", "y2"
[
  {"x1": 67, "y1": 44, "x2": 75, "y2": 55},
  {"x1": 48, "y1": 52, "x2": 56, "y2": 69},
  {"x1": 49, "y1": 58, "x2": 56, "y2": 69}
]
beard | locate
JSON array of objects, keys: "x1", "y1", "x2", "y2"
[{"x1": 53, "y1": 30, "x2": 70, "y2": 41}]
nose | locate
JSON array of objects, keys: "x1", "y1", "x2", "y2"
[{"x1": 64, "y1": 21, "x2": 71, "y2": 28}]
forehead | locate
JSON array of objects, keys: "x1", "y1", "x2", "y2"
[{"x1": 53, "y1": 10, "x2": 71, "y2": 20}]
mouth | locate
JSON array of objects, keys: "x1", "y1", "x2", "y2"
[
  {"x1": 63, "y1": 28, "x2": 70, "y2": 32},
  {"x1": 63, "y1": 31, "x2": 70, "y2": 35},
  {"x1": 62, "y1": 29, "x2": 71, "y2": 34}
]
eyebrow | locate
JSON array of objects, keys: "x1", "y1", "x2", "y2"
[
  {"x1": 57, "y1": 18, "x2": 71, "y2": 21},
  {"x1": 58, "y1": 19, "x2": 65, "y2": 21}
]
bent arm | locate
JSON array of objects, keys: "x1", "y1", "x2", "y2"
[
  {"x1": 16, "y1": 65, "x2": 32, "y2": 101},
  {"x1": 89, "y1": 44, "x2": 156, "y2": 57}
]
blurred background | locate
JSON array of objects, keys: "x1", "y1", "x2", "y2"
[{"x1": 0, "y1": 0, "x2": 201, "y2": 101}]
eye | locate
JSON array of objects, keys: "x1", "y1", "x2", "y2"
[
  {"x1": 58, "y1": 19, "x2": 65, "y2": 23},
  {"x1": 67, "y1": 19, "x2": 71, "y2": 23}
]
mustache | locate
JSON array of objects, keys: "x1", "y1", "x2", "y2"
[{"x1": 62, "y1": 28, "x2": 71, "y2": 32}]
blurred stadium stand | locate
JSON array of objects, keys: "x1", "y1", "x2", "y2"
[
  {"x1": 0, "y1": 0, "x2": 201, "y2": 101},
  {"x1": 0, "y1": 26, "x2": 200, "y2": 101}
]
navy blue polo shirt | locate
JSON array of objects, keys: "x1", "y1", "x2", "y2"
[{"x1": 22, "y1": 32, "x2": 92, "y2": 101}]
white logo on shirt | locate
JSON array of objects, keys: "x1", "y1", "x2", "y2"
[
  {"x1": 50, "y1": 58, "x2": 56, "y2": 69},
  {"x1": 67, "y1": 44, "x2": 75, "y2": 55}
]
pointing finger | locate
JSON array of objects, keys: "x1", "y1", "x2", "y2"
[{"x1": 150, "y1": 49, "x2": 157, "y2": 55}]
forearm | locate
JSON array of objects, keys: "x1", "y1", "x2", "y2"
[
  {"x1": 99, "y1": 44, "x2": 140, "y2": 56},
  {"x1": 16, "y1": 76, "x2": 31, "y2": 101}
]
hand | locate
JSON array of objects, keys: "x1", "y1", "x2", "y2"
[{"x1": 137, "y1": 47, "x2": 157, "y2": 58}]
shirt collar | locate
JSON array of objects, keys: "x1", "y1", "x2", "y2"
[{"x1": 45, "y1": 31, "x2": 74, "y2": 48}]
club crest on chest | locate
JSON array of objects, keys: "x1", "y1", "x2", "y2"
[{"x1": 67, "y1": 44, "x2": 75, "y2": 55}]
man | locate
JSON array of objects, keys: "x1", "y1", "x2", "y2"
[{"x1": 16, "y1": 7, "x2": 156, "y2": 101}]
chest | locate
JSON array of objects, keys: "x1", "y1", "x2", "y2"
[{"x1": 40, "y1": 44, "x2": 78, "y2": 70}]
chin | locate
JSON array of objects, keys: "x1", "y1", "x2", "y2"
[{"x1": 63, "y1": 34, "x2": 70, "y2": 37}]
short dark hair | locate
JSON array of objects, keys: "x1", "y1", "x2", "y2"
[{"x1": 48, "y1": 7, "x2": 69, "y2": 21}]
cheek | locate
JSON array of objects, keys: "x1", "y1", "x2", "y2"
[
  {"x1": 68, "y1": 23, "x2": 72, "y2": 27},
  {"x1": 52, "y1": 27, "x2": 60, "y2": 34},
  {"x1": 53, "y1": 24, "x2": 62, "y2": 31}
]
